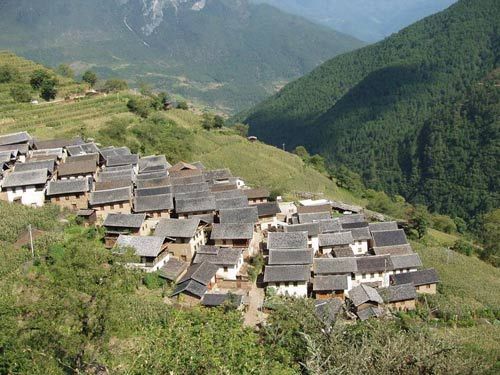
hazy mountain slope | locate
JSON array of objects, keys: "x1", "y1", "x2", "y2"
[
  {"x1": 254, "y1": 0, "x2": 457, "y2": 42},
  {"x1": 0, "y1": 0, "x2": 364, "y2": 112},
  {"x1": 240, "y1": 0, "x2": 499, "y2": 220}
]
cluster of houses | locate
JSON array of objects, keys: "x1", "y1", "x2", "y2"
[{"x1": 0, "y1": 131, "x2": 439, "y2": 318}]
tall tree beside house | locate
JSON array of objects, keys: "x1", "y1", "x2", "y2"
[{"x1": 240, "y1": 0, "x2": 500, "y2": 223}]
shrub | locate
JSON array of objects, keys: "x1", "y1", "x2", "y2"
[
  {"x1": 10, "y1": 85, "x2": 32, "y2": 103},
  {"x1": 432, "y1": 214, "x2": 457, "y2": 233},
  {"x1": 82, "y1": 70, "x2": 98, "y2": 87},
  {"x1": 143, "y1": 272, "x2": 165, "y2": 289},
  {"x1": 103, "y1": 79, "x2": 128, "y2": 93},
  {"x1": 40, "y1": 78, "x2": 58, "y2": 101},
  {"x1": 177, "y1": 100, "x2": 188, "y2": 110},
  {"x1": 0, "y1": 65, "x2": 20, "y2": 83},
  {"x1": 451, "y1": 239, "x2": 474, "y2": 256},
  {"x1": 127, "y1": 97, "x2": 151, "y2": 118},
  {"x1": 29, "y1": 69, "x2": 51, "y2": 89}
]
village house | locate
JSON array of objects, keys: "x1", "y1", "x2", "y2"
[
  {"x1": 76, "y1": 209, "x2": 97, "y2": 227},
  {"x1": 331, "y1": 246, "x2": 356, "y2": 258},
  {"x1": 389, "y1": 253, "x2": 422, "y2": 274},
  {"x1": 284, "y1": 222, "x2": 320, "y2": 253},
  {"x1": 66, "y1": 142, "x2": 100, "y2": 158},
  {"x1": 203, "y1": 168, "x2": 233, "y2": 184},
  {"x1": 267, "y1": 231, "x2": 309, "y2": 251},
  {"x1": 297, "y1": 203, "x2": 332, "y2": 215},
  {"x1": 256, "y1": 201, "x2": 282, "y2": 231},
  {"x1": 313, "y1": 274, "x2": 349, "y2": 300},
  {"x1": 95, "y1": 179, "x2": 132, "y2": 191},
  {"x1": 15, "y1": 159, "x2": 56, "y2": 177},
  {"x1": 138, "y1": 155, "x2": 171, "y2": 174},
  {"x1": 103, "y1": 213, "x2": 148, "y2": 248},
  {"x1": 318, "y1": 219, "x2": 343, "y2": 233},
  {"x1": 215, "y1": 196, "x2": 249, "y2": 210},
  {"x1": 211, "y1": 223, "x2": 254, "y2": 249},
  {"x1": 379, "y1": 283, "x2": 417, "y2": 311},
  {"x1": 154, "y1": 218, "x2": 207, "y2": 262},
  {"x1": 1, "y1": 168, "x2": 48, "y2": 206},
  {"x1": 318, "y1": 231, "x2": 354, "y2": 256},
  {"x1": 349, "y1": 227, "x2": 372, "y2": 255},
  {"x1": 313, "y1": 258, "x2": 357, "y2": 291},
  {"x1": 338, "y1": 214, "x2": 368, "y2": 229},
  {"x1": 353, "y1": 255, "x2": 394, "y2": 288},
  {"x1": 46, "y1": 178, "x2": 90, "y2": 210},
  {"x1": 390, "y1": 268, "x2": 439, "y2": 294},
  {"x1": 171, "y1": 261, "x2": 219, "y2": 304},
  {"x1": 115, "y1": 235, "x2": 169, "y2": 272},
  {"x1": 263, "y1": 264, "x2": 310, "y2": 298},
  {"x1": 133, "y1": 193, "x2": 173, "y2": 220},
  {"x1": 298, "y1": 212, "x2": 332, "y2": 224},
  {"x1": 158, "y1": 257, "x2": 189, "y2": 283},
  {"x1": 242, "y1": 187, "x2": 270, "y2": 205},
  {"x1": 32, "y1": 137, "x2": 83, "y2": 151},
  {"x1": 201, "y1": 293, "x2": 244, "y2": 309},
  {"x1": 369, "y1": 221, "x2": 399, "y2": 232},
  {"x1": 175, "y1": 196, "x2": 216, "y2": 219},
  {"x1": 218, "y1": 206, "x2": 258, "y2": 225},
  {"x1": 371, "y1": 229, "x2": 409, "y2": 251},
  {"x1": 193, "y1": 246, "x2": 244, "y2": 281},
  {"x1": 57, "y1": 158, "x2": 98, "y2": 180},
  {"x1": 89, "y1": 187, "x2": 132, "y2": 220},
  {"x1": 347, "y1": 284, "x2": 384, "y2": 320},
  {"x1": 0, "y1": 131, "x2": 32, "y2": 149}
]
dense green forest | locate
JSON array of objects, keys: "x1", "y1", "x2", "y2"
[
  {"x1": 0, "y1": 0, "x2": 363, "y2": 112},
  {"x1": 240, "y1": 0, "x2": 499, "y2": 222}
]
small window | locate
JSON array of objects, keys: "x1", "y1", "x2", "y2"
[
  {"x1": 293, "y1": 282, "x2": 298, "y2": 287},
  {"x1": 362, "y1": 274, "x2": 366, "y2": 279},
  {"x1": 284, "y1": 282, "x2": 289, "y2": 287},
  {"x1": 223, "y1": 267, "x2": 228, "y2": 272},
  {"x1": 427, "y1": 285, "x2": 431, "y2": 289}
]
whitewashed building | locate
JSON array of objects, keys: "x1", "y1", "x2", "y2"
[{"x1": 1, "y1": 168, "x2": 48, "y2": 207}]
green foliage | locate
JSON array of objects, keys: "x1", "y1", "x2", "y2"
[
  {"x1": 242, "y1": 0, "x2": 500, "y2": 221},
  {"x1": 293, "y1": 145, "x2": 309, "y2": 159},
  {"x1": 433, "y1": 214, "x2": 457, "y2": 234},
  {"x1": 293, "y1": 145, "x2": 327, "y2": 174},
  {"x1": 40, "y1": 77, "x2": 58, "y2": 101},
  {"x1": 0, "y1": 64, "x2": 19, "y2": 83},
  {"x1": 201, "y1": 113, "x2": 215, "y2": 130},
  {"x1": 213, "y1": 115, "x2": 225, "y2": 129},
  {"x1": 56, "y1": 64, "x2": 74, "y2": 78},
  {"x1": 29, "y1": 69, "x2": 51, "y2": 89},
  {"x1": 177, "y1": 100, "x2": 188, "y2": 110},
  {"x1": 9, "y1": 84, "x2": 32, "y2": 103},
  {"x1": 407, "y1": 204, "x2": 431, "y2": 239},
  {"x1": 103, "y1": 79, "x2": 128, "y2": 93},
  {"x1": 451, "y1": 239, "x2": 474, "y2": 256},
  {"x1": 142, "y1": 272, "x2": 165, "y2": 290},
  {"x1": 477, "y1": 209, "x2": 500, "y2": 267},
  {"x1": 127, "y1": 97, "x2": 151, "y2": 118},
  {"x1": 247, "y1": 254, "x2": 265, "y2": 283},
  {"x1": 233, "y1": 123, "x2": 249, "y2": 137},
  {"x1": 82, "y1": 70, "x2": 98, "y2": 87},
  {"x1": 331, "y1": 164, "x2": 366, "y2": 194}
]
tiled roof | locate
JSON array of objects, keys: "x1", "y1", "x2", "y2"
[
  {"x1": 66, "y1": 142, "x2": 99, "y2": 156},
  {"x1": 268, "y1": 231, "x2": 308, "y2": 249},
  {"x1": 155, "y1": 218, "x2": 200, "y2": 238},
  {"x1": 390, "y1": 269, "x2": 439, "y2": 287},
  {"x1": 65, "y1": 153, "x2": 99, "y2": 165},
  {"x1": 319, "y1": 232, "x2": 354, "y2": 247},
  {"x1": 338, "y1": 214, "x2": 366, "y2": 224},
  {"x1": 372, "y1": 244, "x2": 414, "y2": 256},
  {"x1": 106, "y1": 154, "x2": 139, "y2": 167},
  {"x1": 297, "y1": 204, "x2": 332, "y2": 214},
  {"x1": 159, "y1": 257, "x2": 188, "y2": 281},
  {"x1": 357, "y1": 306, "x2": 384, "y2": 321},
  {"x1": 332, "y1": 247, "x2": 355, "y2": 258},
  {"x1": 103, "y1": 213, "x2": 146, "y2": 229},
  {"x1": 285, "y1": 222, "x2": 320, "y2": 236},
  {"x1": 268, "y1": 249, "x2": 313, "y2": 265},
  {"x1": 135, "y1": 177, "x2": 171, "y2": 189},
  {"x1": 178, "y1": 261, "x2": 219, "y2": 285},
  {"x1": 242, "y1": 188, "x2": 270, "y2": 199},
  {"x1": 372, "y1": 229, "x2": 408, "y2": 247},
  {"x1": 89, "y1": 187, "x2": 131, "y2": 206},
  {"x1": 211, "y1": 223, "x2": 254, "y2": 240},
  {"x1": 298, "y1": 212, "x2": 331, "y2": 224},
  {"x1": 379, "y1": 284, "x2": 417, "y2": 303},
  {"x1": 313, "y1": 258, "x2": 358, "y2": 275},
  {"x1": 390, "y1": 254, "x2": 422, "y2": 270},
  {"x1": 201, "y1": 293, "x2": 243, "y2": 307},
  {"x1": 193, "y1": 247, "x2": 242, "y2": 266},
  {"x1": 133, "y1": 194, "x2": 174, "y2": 213},
  {"x1": 203, "y1": 169, "x2": 232, "y2": 181},
  {"x1": 313, "y1": 275, "x2": 349, "y2": 291},
  {"x1": 115, "y1": 235, "x2": 165, "y2": 257},
  {"x1": 2, "y1": 168, "x2": 48, "y2": 188},
  {"x1": 58, "y1": 159, "x2": 96, "y2": 177},
  {"x1": 0, "y1": 131, "x2": 31, "y2": 146},
  {"x1": 318, "y1": 219, "x2": 342, "y2": 233},
  {"x1": 176, "y1": 196, "x2": 216, "y2": 214},
  {"x1": 138, "y1": 155, "x2": 171, "y2": 174},
  {"x1": 46, "y1": 178, "x2": 89, "y2": 196},
  {"x1": 350, "y1": 227, "x2": 372, "y2": 241},
  {"x1": 33, "y1": 137, "x2": 83, "y2": 150},
  {"x1": 213, "y1": 189, "x2": 245, "y2": 200},
  {"x1": 171, "y1": 175, "x2": 205, "y2": 186},
  {"x1": 135, "y1": 186, "x2": 172, "y2": 197},
  {"x1": 15, "y1": 159, "x2": 55, "y2": 174},
  {"x1": 348, "y1": 284, "x2": 383, "y2": 306},
  {"x1": 94, "y1": 179, "x2": 131, "y2": 191},
  {"x1": 263, "y1": 265, "x2": 310, "y2": 283},
  {"x1": 256, "y1": 202, "x2": 281, "y2": 217},
  {"x1": 215, "y1": 196, "x2": 249, "y2": 210},
  {"x1": 210, "y1": 183, "x2": 238, "y2": 192},
  {"x1": 356, "y1": 255, "x2": 394, "y2": 273},
  {"x1": 171, "y1": 182, "x2": 209, "y2": 194},
  {"x1": 219, "y1": 207, "x2": 258, "y2": 224},
  {"x1": 369, "y1": 221, "x2": 398, "y2": 232},
  {"x1": 171, "y1": 279, "x2": 207, "y2": 298}
]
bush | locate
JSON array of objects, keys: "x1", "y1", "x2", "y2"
[
  {"x1": 432, "y1": 214, "x2": 457, "y2": 233},
  {"x1": 103, "y1": 79, "x2": 128, "y2": 93},
  {"x1": 40, "y1": 78, "x2": 58, "y2": 101},
  {"x1": 56, "y1": 64, "x2": 74, "y2": 78},
  {"x1": 82, "y1": 70, "x2": 98, "y2": 87},
  {"x1": 0, "y1": 65, "x2": 20, "y2": 83},
  {"x1": 143, "y1": 272, "x2": 165, "y2": 289},
  {"x1": 233, "y1": 123, "x2": 249, "y2": 137},
  {"x1": 29, "y1": 69, "x2": 51, "y2": 89},
  {"x1": 10, "y1": 85, "x2": 32, "y2": 103},
  {"x1": 451, "y1": 239, "x2": 474, "y2": 256},
  {"x1": 127, "y1": 97, "x2": 151, "y2": 118},
  {"x1": 177, "y1": 100, "x2": 188, "y2": 110}
]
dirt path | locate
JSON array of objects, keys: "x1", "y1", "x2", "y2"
[{"x1": 244, "y1": 283, "x2": 266, "y2": 327}]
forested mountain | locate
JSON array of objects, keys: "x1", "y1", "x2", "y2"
[
  {"x1": 0, "y1": 0, "x2": 363, "y2": 112},
  {"x1": 240, "y1": 0, "x2": 499, "y2": 221},
  {"x1": 253, "y1": 0, "x2": 457, "y2": 42}
]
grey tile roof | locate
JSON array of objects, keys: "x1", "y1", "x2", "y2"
[
  {"x1": 30, "y1": 148, "x2": 64, "y2": 159},
  {"x1": 297, "y1": 204, "x2": 332, "y2": 214},
  {"x1": 138, "y1": 155, "x2": 171, "y2": 174},
  {"x1": 15, "y1": 159, "x2": 55, "y2": 174},
  {"x1": 263, "y1": 265, "x2": 310, "y2": 283},
  {"x1": 350, "y1": 227, "x2": 372, "y2": 241},
  {"x1": 171, "y1": 174, "x2": 206, "y2": 186},
  {"x1": 176, "y1": 196, "x2": 216, "y2": 214},
  {"x1": 46, "y1": 178, "x2": 89, "y2": 196},
  {"x1": 348, "y1": 284, "x2": 383, "y2": 306},
  {"x1": 58, "y1": 159, "x2": 96, "y2": 177},
  {"x1": 341, "y1": 221, "x2": 369, "y2": 230},
  {"x1": 155, "y1": 218, "x2": 200, "y2": 238},
  {"x1": 219, "y1": 207, "x2": 258, "y2": 224},
  {"x1": 196, "y1": 245, "x2": 220, "y2": 255},
  {"x1": 2, "y1": 168, "x2": 48, "y2": 188},
  {"x1": 175, "y1": 190, "x2": 211, "y2": 200},
  {"x1": 159, "y1": 257, "x2": 188, "y2": 281},
  {"x1": 268, "y1": 232, "x2": 308, "y2": 249},
  {"x1": 203, "y1": 169, "x2": 232, "y2": 181},
  {"x1": 201, "y1": 293, "x2": 243, "y2": 307},
  {"x1": 242, "y1": 187, "x2": 270, "y2": 199},
  {"x1": 190, "y1": 161, "x2": 206, "y2": 170},
  {"x1": 210, "y1": 183, "x2": 239, "y2": 192},
  {"x1": 89, "y1": 187, "x2": 131, "y2": 206},
  {"x1": 169, "y1": 161, "x2": 199, "y2": 172},
  {"x1": 106, "y1": 154, "x2": 139, "y2": 167},
  {"x1": 285, "y1": 223, "x2": 320, "y2": 236},
  {"x1": 0, "y1": 143, "x2": 28, "y2": 154},
  {"x1": 99, "y1": 146, "x2": 131, "y2": 160},
  {"x1": 372, "y1": 244, "x2": 414, "y2": 256},
  {"x1": 172, "y1": 182, "x2": 209, "y2": 195},
  {"x1": 103, "y1": 213, "x2": 146, "y2": 229},
  {"x1": 313, "y1": 275, "x2": 349, "y2": 291},
  {"x1": 96, "y1": 169, "x2": 134, "y2": 182},
  {"x1": 135, "y1": 171, "x2": 169, "y2": 181},
  {"x1": 315, "y1": 298, "x2": 343, "y2": 325},
  {"x1": 357, "y1": 306, "x2": 384, "y2": 321},
  {"x1": 171, "y1": 279, "x2": 207, "y2": 298},
  {"x1": 319, "y1": 232, "x2": 354, "y2": 247},
  {"x1": 356, "y1": 255, "x2": 394, "y2": 273},
  {"x1": 215, "y1": 196, "x2": 249, "y2": 210},
  {"x1": 256, "y1": 202, "x2": 281, "y2": 217},
  {"x1": 372, "y1": 229, "x2": 408, "y2": 247},
  {"x1": 332, "y1": 247, "x2": 355, "y2": 258},
  {"x1": 318, "y1": 219, "x2": 343, "y2": 233},
  {"x1": 299, "y1": 212, "x2": 332, "y2": 224},
  {"x1": 134, "y1": 194, "x2": 174, "y2": 213},
  {"x1": 33, "y1": 137, "x2": 83, "y2": 150},
  {"x1": 0, "y1": 131, "x2": 31, "y2": 146},
  {"x1": 390, "y1": 269, "x2": 439, "y2": 287},
  {"x1": 213, "y1": 189, "x2": 245, "y2": 200},
  {"x1": 135, "y1": 186, "x2": 172, "y2": 197},
  {"x1": 94, "y1": 179, "x2": 132, "y2": 191},
  {"x1": 178, "y1": 261, "x2": 219, "y2": 285},
  {"x1": 369, "y1": 221, "x2": 398, "y2": 232},
  {"x1": 189, "y1": 213, "x2": 215, "y2": 224},
  {"x1": 193, "y1": 247, "x2": 242, "y2": 266},
  {"x1": 65, "y1": 153, "x2": 99, "y2": 165},
  {"x1": 211, "y1": 223, "x2": 254, "y2": 240},
  {"x1": 135, "y1": 177, "x2": 171, "y2": 189},
  {"x1": 66, "y1": 142, "x2": 100, "y2": 156},
  {"x1": 379, "y1": 284, "x2": 417, "y2": 303},
  {"x1": 338, "y1": 214, "x2": 366, "y2": 224},
  {"x1": 390, "y1": 254, "x2": 422, "y2": 270},
  {"x1": 268, "y1": 249, "x2": 313, "y2": 265},
  {"x1": 115, "y1": 235, "x2": 165, "y2": 257},
  {"x1": 313, "y1": 258, "x2": 358, "y2": 275}
]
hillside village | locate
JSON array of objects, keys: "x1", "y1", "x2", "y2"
[{"x1": 0, "y1": 130, "x2": 439, "y2": 323}]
